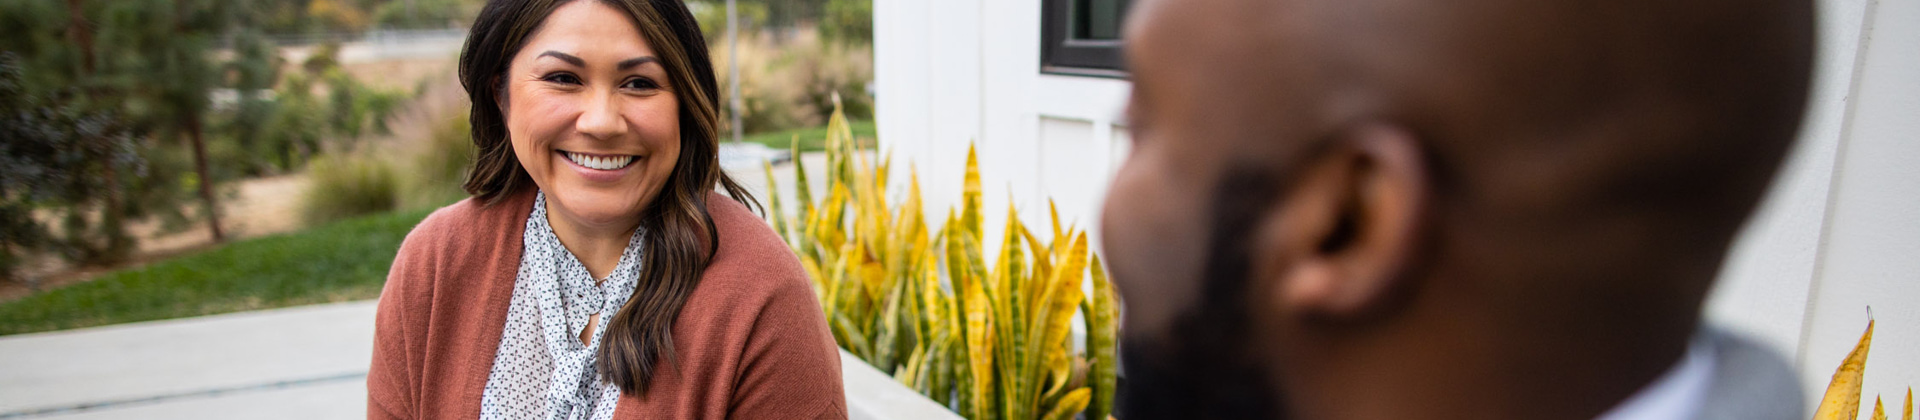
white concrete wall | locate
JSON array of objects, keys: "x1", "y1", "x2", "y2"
[
  {"x1": 1741, "y1": 0, "x2": 1920, "y2": 411},
  {"x1": 875, "y1": 0, "x2": 1920, "y2": 412}
]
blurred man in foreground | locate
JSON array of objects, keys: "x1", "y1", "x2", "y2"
[{"x1": 1098, "y1": 0, "x2": 1814, "y2": 419}]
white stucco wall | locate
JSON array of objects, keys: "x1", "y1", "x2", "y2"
[
  {"x1": 874, "y1": 0, "x2": 1132, "y2": 243},
  {"x1": 874, "y1": 0, "x2": 1920, "y2": 413},
  {"x1": 1760, "y1": 0, "x2": 1920, "y2": 410}
]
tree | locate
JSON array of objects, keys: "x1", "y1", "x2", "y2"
[
  {"x1": 81, "y1": 0, "x2": 240, "y2": 242},
  {"x1": 0, "y1": 53, "x2": 140, "y2": 281},
  {"x1": 221, "y1": 29, "x2": 283, "y2": 175},
  {"x1": 1, "y1": 0, "x2": 253, "y2": 266}
]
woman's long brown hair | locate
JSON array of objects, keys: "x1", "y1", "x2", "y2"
[{"x1": 457, "y1": 0, "x2": 759, "y2": 395}]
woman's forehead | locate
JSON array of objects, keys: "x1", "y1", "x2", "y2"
[{"x1": 520, "y1": 1, "x2": 657, "y2": 62}]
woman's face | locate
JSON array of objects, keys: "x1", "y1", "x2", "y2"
[{"x1": 503, "y1": 0, "x2": 680, "y2": 229}]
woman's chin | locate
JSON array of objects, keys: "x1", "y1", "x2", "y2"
[{"x1": 546, "y1": 188, "x2": 649, "y2": 228}]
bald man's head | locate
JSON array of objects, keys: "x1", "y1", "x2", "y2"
[{"x1": 1100, "y1": 0, "x2": 1812, "y2": 418}]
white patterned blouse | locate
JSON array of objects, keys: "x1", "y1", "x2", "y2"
[{"x1": 479, "y1": 191, "x2": 643, "y2": 420}]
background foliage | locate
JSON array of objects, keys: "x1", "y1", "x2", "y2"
[{"x1": 0, "y1": 0, "x2": 416, "y2": 281}]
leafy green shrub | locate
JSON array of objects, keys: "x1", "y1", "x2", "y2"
[
  {"x1": 301, "y1": 154, "x2": 398, "y2": 226},
  {"x1": 689, "y1": 0, "x2": 769, "y2": 43},
  {"x1": 712, "y1": 29, "x2": 874, "y2": 135},
  {"x1": 372, "y1": 0, "x2": 480, "y2": 29},
  {"x1": 399, "y1": 113, "x2": 476, "y2": 210},
  {"x1": 259, "y1": 73, "x2": 327, "y2": 171},
  {"x1": 323, "y1": 69, "x2": 412, "y2": 143},
  {"x1": 821, "y1": 0, "x2": 872, "y2": 45},
  {"x1": 790, "y1": 41, "x2": 874, "y2": 122}
]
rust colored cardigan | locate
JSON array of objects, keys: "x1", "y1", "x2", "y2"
[{"x1": 367, "y1": 188, "x2": 846, "y2": 419}]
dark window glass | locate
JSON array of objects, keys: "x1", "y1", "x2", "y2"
[
  {"x1": 1075, "y1": 0, "x2": 1129, "y2": 40},
  {"x1": 1042, "y1": 0, "x2": 1132, "y2": 77}
]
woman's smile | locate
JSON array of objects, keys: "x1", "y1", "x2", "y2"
[
  {"x1": 556, "y1": 149, "x2": 642, "y2": 183},
  {"x1": 560, "y1": 150, "x2": 637, "y2": 171}
]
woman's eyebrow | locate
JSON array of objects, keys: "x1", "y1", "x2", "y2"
[
  {"x1": 537, "y1": 51, "x2": 585, "y2": 67},
  {"x1": 534, "y1": 51, "x2": 654, "y2": 71},
  {"x1": 617, "y1": 56, "x2": 658, "y2": 71}
]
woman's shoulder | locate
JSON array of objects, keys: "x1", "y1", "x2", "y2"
[
  {"x1": 388, "y1": 191, "x2": 535, "y2": 290},
  {"x1": 400, "y1": 191, "x2": 535, "y2": 257},
  {"x1": 697, "y1": 191, "x2": 813, "y2": 303}
]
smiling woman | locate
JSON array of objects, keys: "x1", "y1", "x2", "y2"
[{"x1": 366, "y1": 1, "x2": 846, "y2": 419}]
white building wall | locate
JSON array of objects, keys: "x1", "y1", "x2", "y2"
[
  {"x1": 874, "y1": 0, "x2": 1131, "y2": 241},
  {"x1": 1773, "y1": 0, "x2": 1920, "y2": 410},
  {"x1": 874, "y1": 0, "x2": 1920, "y2": 412}
]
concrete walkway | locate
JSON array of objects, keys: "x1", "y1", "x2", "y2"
[
  {"x1": 0, "y1": 301, "x2": 377, "y2": 419},
  {"x1": 0, "y1": 298, "x2": 961, "y2": 420}
]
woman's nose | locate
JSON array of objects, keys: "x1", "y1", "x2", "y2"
[{"x1": 576, "y1": 92, "x2": 628, "y2": 140}]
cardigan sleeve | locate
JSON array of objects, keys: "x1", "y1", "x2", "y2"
[
  {"x1": 727, "y1": 272, "x2": 848, "y2": 419},
  {"x1": 367, "y1": 230, "x2": 430, "y2": 420}
]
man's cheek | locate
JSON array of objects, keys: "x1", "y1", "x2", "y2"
[{"x1": 1099, "y1": 161, "x2": 1200, "y2": 338}]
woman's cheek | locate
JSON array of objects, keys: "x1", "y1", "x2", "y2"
[
  {"x1": 507, "y1": 90, "x2": 571, "y2": 185},
  {"x1": 632, "y1": 103, "x2": 680, "y2": 176}
]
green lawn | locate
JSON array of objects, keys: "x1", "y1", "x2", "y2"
[
  {"x1": 740, "y1": 120, "x2": 877, "y2": 152},
  {"x1": 0, "y1": 208, "x2": 431, "y2": 335}
]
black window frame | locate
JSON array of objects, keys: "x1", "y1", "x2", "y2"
[{"x1": 1040, "y1": 0, "x2": 1130, "y2": 78}]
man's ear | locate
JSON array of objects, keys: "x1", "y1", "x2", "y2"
[{"x1": 1257, "y1": 123, "x2": 1430, "y2": 320}]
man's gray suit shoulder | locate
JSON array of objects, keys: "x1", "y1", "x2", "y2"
[{"x1": 1695, "y1": 328, "x2": 1804, "y2": 420}]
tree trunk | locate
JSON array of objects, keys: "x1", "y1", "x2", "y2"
[
  {"x1": 69, "y1": 0, "x2": 128, "y2": 261},
  {"x1": 101, "y1": 160, "x2": 128, "y2": 259},
  {"x1": 187, "y1": 115, "x2": 224, "y2": 242},
  {"x1": 66, "y1": 0, "x2": 93, "y2": 74}
]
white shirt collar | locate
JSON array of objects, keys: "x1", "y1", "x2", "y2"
[{"x1": 1594, "y1": 336, "x2": 1716, "y2": 420}]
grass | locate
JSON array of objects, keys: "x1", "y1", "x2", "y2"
[
  {"x1": 740, "y1": 119, "x2": 877, "y2": 152},
  {"x1": 0, "y1": 208, "x2": 432, "y2": 335}
]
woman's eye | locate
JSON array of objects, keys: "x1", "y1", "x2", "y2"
[
  {"x1": 622, "y1": 78, "x2": 660, "y2": 90},
  {"x1": 541, "y1": 73, "x2": 582, "y2": 85}
]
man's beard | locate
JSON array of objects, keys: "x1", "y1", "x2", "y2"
[{"x1": 1116, "y1": 166, "x2": 1289, "y2": 420}]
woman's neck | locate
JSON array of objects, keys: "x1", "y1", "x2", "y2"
[{"x1": 545, "y1": 202, "x2": 640, "y2": 281}]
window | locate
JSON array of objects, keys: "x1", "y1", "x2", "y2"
[{"x1": 1041, "y1": 0, "x2": 1133, "y2": 78}]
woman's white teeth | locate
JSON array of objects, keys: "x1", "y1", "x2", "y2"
[{"x1": 565, "y1": 152, "x2": 635, "y2": 170}]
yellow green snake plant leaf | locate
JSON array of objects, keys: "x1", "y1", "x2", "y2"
[
  {"x1": 1041, "y1": 387, "x2": 1092, "y2": 420},
  {"x1": 1033, "y1": 232, "x2": 1088, "y2": 408},
  {"x1": 961, "y1": 142, "x2": 984, "y2": 245},
  {"x1": 790, "y1": 136, "x2": 816, "y2": 259},
  {"x1": 1815, "y1": 317, "x2": 1873, "y2": 420},
  {"x1": 1048, "y1": 199, "x2": 1064, "y2": 245},
  {"x1": 1086, "y1": 253, "x2": 1120, "y2": 420},
  {"x1": 991, "y1": 204, "x2": 1030, "y2": 420},
  {"x1": 964, "y1": 273, "x2": 997, "y2": 419},
  {"x1": 761, "y1": 160, "x2": 791, "y2": 246}
]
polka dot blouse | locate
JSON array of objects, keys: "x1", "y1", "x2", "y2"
[{"x1": 480, "y1": 191, "x2": 643, "y2": 420}]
